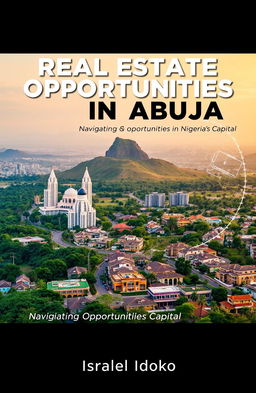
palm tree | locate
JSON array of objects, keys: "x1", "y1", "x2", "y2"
[
  {"x1": 197, "y1": 295, "x2": 207, "y2": 318},
  {"x1": 191, "y1": 291, "x2": 198, "y2": 302}
]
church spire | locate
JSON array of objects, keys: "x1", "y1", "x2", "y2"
[{"x1": 81, "y1": 166, "x2": 92, "y2": 206}]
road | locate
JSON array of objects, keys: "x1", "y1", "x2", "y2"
[
  {"x1": 95, "y1": 260, "x2": 109, "y2": 295},
  {"x1": 51, "y1": 230, "x2": 74, "y2": 248},
  {"x1": 128, "y1": 192, "x2": 144, "y2": 206},
  {"x1": 166, "y1": 257, "x2": 232, "y2": 293}
]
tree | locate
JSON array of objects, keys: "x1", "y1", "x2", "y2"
[
  {"x1": 0, "y1": 290, "x2": 66, "y2": 323},
  {"x1": 152, "y1": 251, "x2": 165, "y2": 262},
  {"x1": 175, "y1": 258, "x2": 192, "y2": 276},
  {"x1": 197, "y1": 295, "x2": 207, "y2": 318},
  {"x1": 35, "y1": 267, "x2": 52, "y2": 281},
  {"x1": 209, "y1": 311, "x2": 227, "y2": 323},
  {"x1": 83, "y1": 272, "x2": 96, "y2": 284},
  {"x1": 175, "y1": 303, "x2": 195, "y2": 321},
  {"x1": 97, "y1": 294, "x2": 122, "y2": 307},
  {"x1": 189, "y1": 273, "x2": 200, "y2": 285},
  {"x1": 212, "y1": 287, "x2": 228, "y2": 303},
  {"x1": 101, "y1": 220, "x2": 112, "y2": 231},
  {"x1": 191, "y1": 291, "x2": 198, "y2": 302},
  {"x1": 41, "y1": 258, "x2": 67, "y2": 280},
  {"x1": 168, "y1": 217, "x2": 178, "y2": 232},
  {"x1": 198, "y1": 264, "x2": 210, "y2": 274},
  {"x1": 232, "y1": 237, "x2": 243, "y2": 249},
  {"x1": 0, "y1": 264, "x2": 21, "y2": 282},
  {"x1": 175, "y1": 296, "x2": 188, "y2": 306}
]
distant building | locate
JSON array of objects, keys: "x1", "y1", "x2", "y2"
[
  {"x1": 13, "y1": 274, "x2": 31, "y2": 291},
  {"x1": 179, "y1": 285, "x2": 212, "y2": 300},
  {"x1": 202, "y1": 227, "x2": 225, "y2": 244},
  {"x1": 216, "y1": 264, "x2": 256, "y2": 286},
  {"x1": 0, "y1": 280, "x2": 12, "y2": 294},
  {"x1": 39, "y1": 168, "x2": 96, "y2": 230},
  {"x1": 220, "y1": 294, "x2": 256, "y2": 313},
  {"x1": 169, "y1": 192, "x2": 189, "y2": 206},
  {"x1": 145, "y1": 261, "x2": 183, "y2": 285},
  {"x1": 47, "y1": 279, "x2": 89, "y2": 298},
  {"x1": 161, "y1": 213, "x2": 184, "y2": 225},
  {"x1": 112, "y1": 223, "x2": 133, "y2": 232},
  {"x1": 67, "y1": 266, "x2": 87, "y2": 279},
  {"x1": 145, "y1": 220, "x2": 163, "y2": 234},
  {"x1": 145, "y1": 192, "x2": 165, "y2": 208},
  {"x1": 118, "y1": 235, "x2": 144, "y2": 252},
  {"x1": 166, "y1": 242, "x2": 188, "y2": 258},
  {"x1": 12, "y1": 236, "x2": 47, "y2": 246},
  {"x1": 65, "y1": 297, "x2": 92, "y2": 313},
  {"x1": 148, "y1": 286, "x2": 180, "y2": 309},
  {"x1": 123, "y1": 296, "x2": 156, "y2": 311},
  {"x1": 107, "y1": 253, "x2": 146, "y2": 293}
]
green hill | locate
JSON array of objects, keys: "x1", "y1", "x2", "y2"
[{"x1": 58, "y1": 156, "x2": 206, "y2": 182}]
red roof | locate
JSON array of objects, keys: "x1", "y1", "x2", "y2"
[
  {"x1": 229, "y1": 295, "x2": 252, "y2": 301},
  {"x1": 221, "y1": 300, "x2": 254, "y2": 309},
  {"x1": 112, "y1": 223, "x2": 132, "y2": 231}
]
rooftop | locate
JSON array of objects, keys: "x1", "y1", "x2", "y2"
[
  {"x1": 47, "y1": 279, "x2": 89, "y2": 290},
  {"x1": 148, "y1": 285, "x2": 180, "y2": 294}
]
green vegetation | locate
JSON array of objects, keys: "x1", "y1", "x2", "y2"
[
  {"x1": 58, "y1": 156, "x2": 207, "y2": 182},
  {"x1": 0, "y1": 289, "x2": 66, "y2": 323}
]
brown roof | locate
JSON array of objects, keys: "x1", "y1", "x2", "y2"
[
  {"x1": 65, "y1": 296, "x2": 92, "y2": 311},
  {"x1": 146, "y1": 261, "x2": 175, "y2": 274},
  {"x1": 67, "y1": 266, "x2": 87, "y2": 276},
  {"x1": 156, "y1": 272, "x2": 183, "y2": 279},
  {"x1": 16, "y1": 274, "x2": 30, "y2": 283},
  {"x1": 123, "y1": 296, "x2": 155, "y2": 308},
  {"x1": 13, "y1": 282, "x2": 30, "y2": 290},
  {"x1": 0, "y1": 280, "x2": 12, "y2": 288}
]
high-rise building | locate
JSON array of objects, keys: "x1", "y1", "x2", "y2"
[
  {"x1": 81, "y1": 167, "x2": 92, "y2": 206},
  {"x1": 145, "y1": 192, "x2": 165, "y2": 207},
  {"x1": 43, "y1": 169, "x2": 58, "y2": 207},
  {"x1": 68, "y1": 188, "x2": 96, "y2": 229},
  {"x1": 169, "y1": 192, "x2": 189, "y2": 206}
]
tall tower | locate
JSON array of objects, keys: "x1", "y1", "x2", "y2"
[
  {"x1": 81, "y1": 167, "x2": 92, "y2": 206},
  {"x1": 44, "y1": 169, "x2": 58, "y2": 207}
]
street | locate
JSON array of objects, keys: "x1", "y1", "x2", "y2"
[{"x1": 166, "y1": 257, "x2": 232, "y2": 293}]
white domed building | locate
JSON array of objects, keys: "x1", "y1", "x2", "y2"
[
  {"x1": 57, "y1": 187, "x2": 77, "y2": 209},
  {"x1": 67, "y1": 188, "x2": 96, "y2": 229},
  {"x1": 39, "y1": 167, "x2": 96, "y2": 229}
]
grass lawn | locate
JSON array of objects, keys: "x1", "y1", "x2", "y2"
[
  {"x1": 95, "y1": 197, "x2": 128, "y2": 207},
  {"x1": 144, "y1": 236, "x2": 179, "y2": 253},
  {"x1": 20, "y1": 265, "x2": 33, "y2": 274}
]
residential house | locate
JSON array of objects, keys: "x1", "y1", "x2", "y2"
[
  {"x1": 220, "y1": 294, "x2": 256, "y2": 313},
  {"x1": 12, "y1": 236, "x2": 47, "y2": 246},
  {"x1": 145, "y1": 261, "x2": 183, "y2": 285},
  {"x1": 67, "y1": 266, "x2": 87, "y2": 279},
  {"x1": 112, "y1": 223, "x2": 133, "y2": 232},
  {"x1": 215, "y1": 264, "x2": 256, "y2": 285},
  {"x1": 108, "y1": 253, "x2": 146, "y2": 293},
  {"x1": 147, "y1": 285, "x2": 180, "y2": 309},
  {"x1": 47, "y1": 279, "x2": 90, "y2": 298},
  {"x1": 118, "y1": 235, "x2": 144, "y2": 252},
  {"x1": 13, "y1": 274, "x2": 31, "y2": 290},
  {"x1": 179, "y1": 285, "x2": 212, "y2": 300},
  {"x1": 0, "y1": 280, "x2": 12, "y2": 294},
  {"x1": 123, "y1": 296, "x2": 156, "y2": 311},
  {"x1": 145, "y1": 221, "x2": 164, "y2": 234}
]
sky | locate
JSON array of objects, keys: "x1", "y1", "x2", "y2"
[{"x1": 0, "y1": 54, "x2": 255, "y2": 159}]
